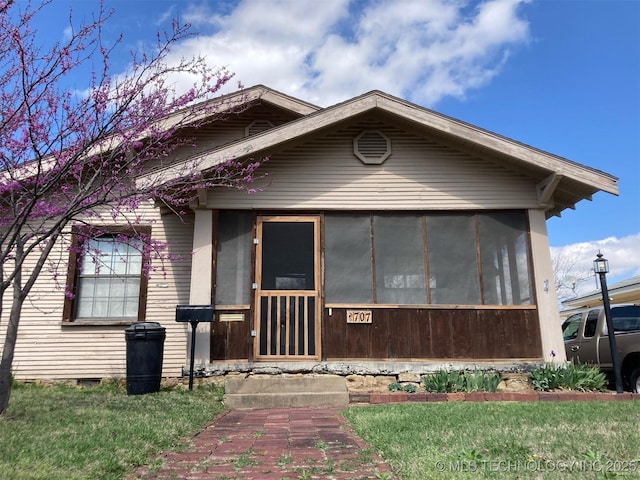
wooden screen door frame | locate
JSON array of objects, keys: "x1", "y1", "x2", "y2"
[{"x1": 254, "y1": 216, "x2": 321, "y2": 361}]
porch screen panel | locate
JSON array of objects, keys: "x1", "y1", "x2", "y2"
[
  {"x1": 426, "y1": 215, "x2": 481, "y2": 305},
  {"x1": 478, "y1": 212, "x2": 532, "y2": 305},
  {"x1": 216, "y1": 212, "x2": 253, "y2": 305},
  {"x1": 373, "y1": 215, "x2": 427, "y2": 304},
  {"x1": 325, "y1": 215, "x2": 373, "y2": 303}
]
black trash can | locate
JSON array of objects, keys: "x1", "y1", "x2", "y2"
[{"x1": 124, "y1": 322, "x2": 166, "y2": 395}]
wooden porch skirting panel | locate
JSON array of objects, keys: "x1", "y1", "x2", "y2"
[
  {"x1": 323, "y1": 308, "x2": 542, "y2": 360},
  {"x1": 211, "y1": 310, "x2": 251, "y2": 361}
]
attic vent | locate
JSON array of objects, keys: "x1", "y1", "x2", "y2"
[
  {"x1": 245, "y1": 119, "x2": 274, "y2": 137},
  {"x1": 354, "y1": 131, "x2": 391, "y2": 165}
]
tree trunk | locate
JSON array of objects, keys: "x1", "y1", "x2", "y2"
[
  {"x1": 0, "y1": 274, "x2": 23, "y2": 415},
  {"x1": 0, "y1": 240, "x2": 25, "y2": 415}
]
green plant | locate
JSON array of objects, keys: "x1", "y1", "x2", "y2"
[
  {"x1": 422, "y1": 369, "x2": 501, "y2": 393},
  {"x1": 388, "y1": 382, "x2": 418, "y2": 393},
  {"x1": 421, "y1": 370, "x2": 452, "y2": 392},
  {"x1": 388, "y1": 382, "x2": 403, "y2": 392},
  {"x1": 457, "y1": 448, "x2": 485, "y2": 462},
  {"x1": 389, "y1": 382, "x2": 418, "y2": 393},
  {"x1": 234, "y1": 449, "x2": 259, "y2": 470},
  {"x1": 530, "y1": 362, "x2": 606, "y2": 391},
  {"x1": 462, "y1": 368, "x2": 501, "y2": 392},
  {"x1": 402, "y1": 383, "x2": 417, "y2": 393}
]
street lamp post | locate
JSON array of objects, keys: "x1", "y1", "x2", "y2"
[{"x1": 593, "y1": 252, "x2": 624, "y2": 393}]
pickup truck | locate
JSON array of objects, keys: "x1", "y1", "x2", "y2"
[{"x1": 562, "y1": 304, "x2": 640, "y2": 392}]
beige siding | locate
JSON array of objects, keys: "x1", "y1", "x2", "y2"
[
  {"x1": 164, "y1": 104, "x2": 302, "y2": 166},
  {"x1": 206, "y1": 118, "x2": 539, "y2": 210},
  {"x1": 1, "y1": 202, "x2": 194, "y2": 380}
]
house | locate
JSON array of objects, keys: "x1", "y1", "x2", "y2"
[
  {"x1": 560, "y1": 276, "x2": 640, "y2": 318},
  {"x1": 1, "y1": 85, "x2": 619, "y2": 383}
]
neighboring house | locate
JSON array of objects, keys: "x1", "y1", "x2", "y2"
[
  {"x1": 1, "y1": 85, "x2": 619, "y2": 382},
  {"x1": 560, "y1": 276, "x2": 640, "y2": 318}
]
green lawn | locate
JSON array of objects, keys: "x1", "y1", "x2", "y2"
[
  {"x1": 1, "y1": 383, "x2": 639, "y2": 480},
  {"x1": 343, "y1": 401, "x2": 640, "y2": 479},
  {"x1": 0, "y1": 381, "x2": 224, "y2": 480}
]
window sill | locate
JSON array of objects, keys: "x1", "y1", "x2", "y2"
[{"x1": 61, "y1": 319, "x2": 138, "y2": 327}]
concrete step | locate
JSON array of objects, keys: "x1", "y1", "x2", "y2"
[{"x1": 224, "y1": 375, "x2": 348, "y2": 409}]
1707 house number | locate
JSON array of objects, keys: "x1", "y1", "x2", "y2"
[{"x1": 347, "y1": 310, "x2": 372, "y2": 323}]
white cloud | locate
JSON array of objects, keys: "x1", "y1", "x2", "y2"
[
  {"x1": 551, "y1": 233, "x2": 640, "y2": 295},
  {"x1": 166, "y1": 0, "x2": 530, "y2": 107},
  {"x1": 155, "y1": 5, "x2": 176, "y2": 26}
]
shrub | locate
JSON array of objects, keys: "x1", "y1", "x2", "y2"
[
  {"x1": 388, "y1": 382, "x2": 418, "y2": 393},
  {"x1": 388, "y1": 382, "x2": 403, "y2": 392},
  {"x1": 530, "y1": 362, "x2": 606, "y2": 392},
  {"x1": 422, "y1": 369, "x2": 501, "y2": 393},
  {"x1": 402, "y1": 383, "x2": 417, "y2": 393}
]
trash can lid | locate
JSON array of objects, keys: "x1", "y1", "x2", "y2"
[
  {"x1": 125, "y1": 321, "x2": 165, "y2": 331},
  {"x1": 125, "y1": 322, "x2": 166, "y2": 339}
]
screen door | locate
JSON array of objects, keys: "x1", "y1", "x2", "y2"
[{"x1": 254, "y1": 216, "x2": 320, "y2": 360}]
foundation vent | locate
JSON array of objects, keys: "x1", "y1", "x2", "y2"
[{"x1": 354, "y1": 130, "x2": 391, "y2": 164}]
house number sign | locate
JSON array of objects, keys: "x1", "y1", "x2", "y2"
[{"x1": 347, "y1": 310, "x2": 372, "y2": 323}]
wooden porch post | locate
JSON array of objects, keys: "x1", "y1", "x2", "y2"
[
  {"x1": 529, "y1": 208, "x2": 566, "y2": 362},
  {"x1": 188, "y1": 207, "x2": 214, "y2": 365}
]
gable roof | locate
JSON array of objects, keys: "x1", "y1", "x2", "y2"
[{"x1": 139, "y1": 86, "x2": 618, "y2": 218}]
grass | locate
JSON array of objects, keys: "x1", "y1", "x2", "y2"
[
  {"x1": 0, "y1": 381, "x2": 224, "y2": 480},
  {"x1": 342, "y1": 401, "x2": 640, "y2": 479},
  {"x1": 2, "y1": 382, "x2": 640, "y2": 479}
]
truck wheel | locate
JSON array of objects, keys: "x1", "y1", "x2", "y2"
[{"x1": 631, "y1": 369, "x2": 640, "y2": 394}]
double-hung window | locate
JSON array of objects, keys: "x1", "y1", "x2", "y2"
[{"x1": 63, "y1": 226, "x2": 150, "y2": 324}]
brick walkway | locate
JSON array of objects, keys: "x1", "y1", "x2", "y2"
[{"x1": 128, "y1": 407, "x2": 395, "y2": 480}]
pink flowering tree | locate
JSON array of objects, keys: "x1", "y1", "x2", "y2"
[{"x1": 0, "y1": 1, "x2": 263, "y2": 414}]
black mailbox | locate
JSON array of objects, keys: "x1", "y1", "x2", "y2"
[
  {"x1": 175, "y1": 305, "x2": 214, "y2": 323},
  {"x1": 176, "y1": 305, "x2": 215, "y2": 390}
]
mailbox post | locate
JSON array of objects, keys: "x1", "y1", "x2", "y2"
[{"x1": 175, "y1": 305, "x2": 214, "y2": 390}]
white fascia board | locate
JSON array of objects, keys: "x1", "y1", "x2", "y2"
[{"x1": 374, "y1": 95, "x2": 619, "y2": 196}]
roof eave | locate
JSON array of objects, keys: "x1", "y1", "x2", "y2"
[{"x1": 137, "y1": 90, "x2": 619, "y2": 210}]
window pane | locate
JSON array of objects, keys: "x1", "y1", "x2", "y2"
[
  {"x1": 93, "y1": 278, "x2": 112, "y2": 298},
  {"x1": 80, "y1": 239, "x2": 100, "y2": 275},
  {"x1": 92, "y1": 299, "x2": 109, "y2": 317},
  {"x1": 110, "y1": 279, "x2": 126, "y2": 298},
  {"x1": 123, "y1": 277, "x2": 140, "y2": 292},
  {"x1": 478, "y1": 212, "x2": 532, "y2": 305},
  {"x1": 562, "y1": 314, "x2": 582, "y2": 340},
  {"x1": 216, "y1": 212, "x2": 253, "y2": 305},
  {"x1": 98, "y1": 239, "x2": 116, "y2": 273},
  {"x1": 124, "y1": 299, "x2": 139, "y2": 318},
  {"x1": 127, "y1": 252, "x2": 143, "y2": 275},
  {"x1": 113, "y1": 250, "x2": 129, "y2": 275},
  {"x1": 109, "y1": 300, "x2": 125, "y2": 317},
  {"x1": 325, "y1": 215, "x2": 373, "y2": 303},
  {"x1": 76, "y1": 289, "x2": 95, "y2": 318},
  {"x1": 584, "y1": 310, "x2": 599, "y2": 337},
  {"x1": 261, "y1": 222, "x2": 315, "y2": 290},
  {"x1": 426, "y1": 215, "x2": 480, "y2": 304},
  {"x1": 374, "y1": 215, "x2": 426, "y2": 304}
]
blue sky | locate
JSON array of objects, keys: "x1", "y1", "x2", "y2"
[{"x1": 28, "y1": 0, "x2": 640, "y2": 286}]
